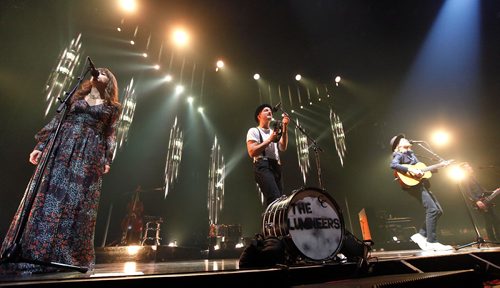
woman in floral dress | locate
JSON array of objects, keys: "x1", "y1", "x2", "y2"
[{"x1": 0, "y1": 67, "x2": 120, "y2": 274}]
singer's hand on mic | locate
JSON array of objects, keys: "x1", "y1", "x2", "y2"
[
  {"x1": 104, "y1": 164, "x2": 110, "y2": 174},
  {"x1": 282, "y1": 114, "x2": 290, "y2": 127},
  {"x1": 29, "y1": 150, "x2": 42, "y2": 165},
  {"x1": 267, "y1": 130, "x2": 279, "y2": 143}
]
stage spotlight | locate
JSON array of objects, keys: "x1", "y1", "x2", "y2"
[
  {"x1": 253, "y1": 73, "x2": 260, "y2": 80},
  {"x1": 142, "y1": 53, "x2": 148, "y2": 58},
  {"x1": 449, "y1": 165, "x2": 467, "y2": 182},
  {"x1": 216, "y1": 60, "x2": 224, "y2": 72},
  {"x1": 175, "y1": 85, "x2": 184, "y2": 95},
  {"x1": 432, "y1": 130, "x2": 450, "y2": 146},
  {"x1": 172, "y1": 28, "x2": 189, "y2": 47},
  {"x1": 130, "y1": 40, "x2": 135, "y2": 45},
  {"x1": 335, "y1": 76, "x2": 341, "y2": 82},
  {"x1": 126, "y1": 245, "x2": 141, "y2": 255},
  {"x1": 295, "y1": 74, "x2": 302, "y2": 81},
  {"x1": 335, "y1": 76, "x2": 341, "y2": 86},
  {"x1": 198, "y1": 107, "x2": 204, "y2": 113},
  {"x1": 120, "y1": 0, "x2": 137, "y2": 13},
  {"x1": 153, "y1": 64, "x2": 160, "y2": 70},
  {"x1": 164, "y1": 74, "x2": 173, "y2": 82},
  {"x1": 117, "y1": 27, "x2": 122, "y2": 32},
  {"x1": 300, "y1": 105, "x2": 304, "y2": 109},
  {"x1": 187, "y1": 96, "x2": 194, "y2": 104}
]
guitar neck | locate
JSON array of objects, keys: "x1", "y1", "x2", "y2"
[
  {"x1": 484, "y1": 188, "x2": 500, "y2": 204},
  {"x1": 421, "y1": 162, "x2": 449, "y2": 172}
]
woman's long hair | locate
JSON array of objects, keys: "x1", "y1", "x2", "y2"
[{"x1": 72, "y1": 68, "x2": 121, "y2": 109}]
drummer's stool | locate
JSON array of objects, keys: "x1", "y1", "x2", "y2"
[{"x1": 141, "y1": 216, "x2": 163, "y2": 246}]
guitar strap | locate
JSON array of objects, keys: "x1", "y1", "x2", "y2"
[{"x1": 257, "y1": 127, "x2": 266, "y2": 157}]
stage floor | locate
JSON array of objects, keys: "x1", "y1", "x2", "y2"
[{"x1": 0, "y1": 246, "x2": 499, "y2": 287}]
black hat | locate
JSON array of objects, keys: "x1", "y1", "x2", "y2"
[
  {"x1": 254, "y1": 103, "x2": 272, "y2": 123},
  {"x1": 390, "y1": 133, "x2": 405, "y2": 151}
]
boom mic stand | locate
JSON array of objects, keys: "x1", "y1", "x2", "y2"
[
  {"x1": 412, "y1": 141, "x2": 446, "y2": 162},
  {"x1": 276, "y1": 106, "x2": 325, "y2": 189},
  {"x1": 0, "y1": 60, "x2": 94, "y2": 273}
]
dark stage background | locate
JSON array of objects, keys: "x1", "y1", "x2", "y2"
[{"x1": 0, "y1": 0, "x2": 499, "y2": 251}]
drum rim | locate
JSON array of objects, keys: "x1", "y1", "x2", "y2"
[{"x1": 263, "y1": 186, "x2": 346, "y2": 262}]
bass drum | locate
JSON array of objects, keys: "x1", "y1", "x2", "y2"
[{"x1": 262, "y1": 187, "x2": 344, "y2": 261}]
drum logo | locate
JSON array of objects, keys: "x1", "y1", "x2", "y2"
[{"x1": 287, "y1": 201, "x2": 341, "y2": 230}]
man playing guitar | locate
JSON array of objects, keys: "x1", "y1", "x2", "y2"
[
  {"x1": 458, "y1": 163, "x2": 499, "y2": 242},
  {"x1": 390, "y1": 134, "x2": 453, "y2": 251}
]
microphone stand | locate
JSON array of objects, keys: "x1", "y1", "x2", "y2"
[
  {"x1": 277, "y1": 107, "x2": 325, "y2": 189},
  {"x1": 413, "y1": 141, "x2": 446, "y2": 162},
  {"x1": 0, "y1": 63, "x2": 93, "y2": 273}
]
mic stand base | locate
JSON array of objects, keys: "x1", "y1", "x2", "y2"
[
  {"x1": 455, "y1": 237, "x2": 500, "y2": 250},
  {"x1": 0, "y1": 258, "x2": 89, "y2": 274},
  {"x1": 1, "y1": 245, "x2": 88, "y2": 273}
]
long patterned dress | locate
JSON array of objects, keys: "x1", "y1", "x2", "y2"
[{"x1": 0, "y1": 99, "x2": 119, "y2": 274}]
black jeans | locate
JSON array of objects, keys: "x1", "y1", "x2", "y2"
[
  {"x1": 407, "y1": 184, "x2": 443, "y2": 243},
  {"x1": 481, "y1": 209, "x2": 500, "y2": 242},
  {"x1": 254, "y1": 159, "x2": 283, "y2": 208}
]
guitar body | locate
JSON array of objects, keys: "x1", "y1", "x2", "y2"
[
  {"x1": 393, "y1": 159, "x2": 454, "y2": 188},
  {"x1": 394, "y1": 163, "x2": 432, "y2": 187}
]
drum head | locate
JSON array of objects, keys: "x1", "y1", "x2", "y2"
[{"x1": 287, "y1": 188, "x2": 344, "y2": 261}]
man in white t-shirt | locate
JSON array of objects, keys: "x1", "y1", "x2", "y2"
[{"x1": 246, "y1": 104, "x2": 290, "y2": 207}]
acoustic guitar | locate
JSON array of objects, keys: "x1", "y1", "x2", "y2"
[{"x1": 394, "y1": 160, "x2": 454, "y2": 188}]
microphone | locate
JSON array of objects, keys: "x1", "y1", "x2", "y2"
[
  {"x1": 269, "y1": 119, "x2": 283, "y2": 142},
  {"x1": 87, "y1": 56, "x2": 100, "y2": 78},
  {"x1": 409, "y1": 140, "x2": 425, "y2": 144},
  {"x1": 270, "y1": 119, "x2": 282, "y2": 131},
  {"x1": 272, "y1": 102, "x2": 281, "y2": 112}
]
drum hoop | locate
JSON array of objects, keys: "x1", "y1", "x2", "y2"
[
  {"x1": 262, "y1": 187, "x2": 345, "y2": 261},
  {"x1": 286, "y1": 187, "x2": 346, "y2": 261}
]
